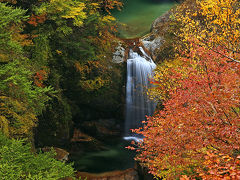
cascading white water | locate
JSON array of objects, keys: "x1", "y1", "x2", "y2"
[{"x1": 124, "y1": 47, "x2": 156, "y2": 141}]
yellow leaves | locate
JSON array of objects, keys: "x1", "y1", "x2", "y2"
[
  {"x1": 90, "y1": 3, "x2": 99, "y2": 8},
  {"x1": 101, "y1": 15, "x2": 116, "y2": 23},
  {"x1": 37, "y1": 0, "x2": 87, "y2": 27},
  {"x1": 174, "y1": 0, "x2": 240, "y2": 53},
  {"x1": 148, "y1": 58, "x2": 185, "y2": 101},
  {"x1": 75, "y1": 60, "x2": 111, "y2": 91},
  {"x1": 0, "y1": 116, "x2": 9, "y2": 137},
  {"x1": 61, "y1": 4, "x2": 87, "y2": 26},
  {"x1": 79, "y1": 77, "x2": 109, "y2": 91},
  {"x1": 56, "y1": 49, "x2": 62, "y2": 55},
  {"x1": 0, "y1": 96, "x2": 37, "y2": 139}
]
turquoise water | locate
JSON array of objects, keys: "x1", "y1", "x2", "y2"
[{"x1": 112, "y1": 0, "x2": 176, "y2": 38}]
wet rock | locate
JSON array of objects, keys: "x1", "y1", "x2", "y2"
[
  {"x1": 71, "y1": 129, "x2": 98, "y2": 142},
  {"x1": 81, "y1": 119, "x2": 121, "y2": 141},
  {"x1": 113, "y1": 44, "x2": 126, "y2": 63},
  {"x1": 141, "y1": 36, "x2": 163, "y2": 58},
  {"x1": 136, "y1": 162, "x2": 155, "y2": 180},
  {"x1": 41, "y1": 147, "x2": 69, "y2": 162},
  {"x1": 140, "y1": 10, "x2": 172, "y2": 60},
  {"x1": 70, "y1": 129, "x2": 107, "y2": 151},
  {"x1": 76, "y1": 168, "x2": 139, "y2": 180}
]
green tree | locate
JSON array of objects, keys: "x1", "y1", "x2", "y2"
[
  {"x1": 0, "y1": 2, "x2": 27, "y2": 62},
  {"x1": 0, "y1": 3, "x2": 53, "y2": 140}
]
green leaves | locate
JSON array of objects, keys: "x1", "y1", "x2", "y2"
[
  {"x1": 0, "y1": 60, "x2": 54, "y2": 115},
  {"x1": 0, "y1": 3, "x2": 28, "y2": 61},
  {"x1": 0, "y1": 133, "x2": 75, "y2": 180},
  {"x1": 0, "y1": 3, "x2": 55, "y2": 139}
]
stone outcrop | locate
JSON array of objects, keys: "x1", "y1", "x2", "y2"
[
  {"x1": 151, "y1": 11, "x2": 172, "y2": 34},
  {"x1": 41, "y1": 147, "x2": 69, "y2": 162},
  {"x1": 140, "y1": 10, "x2": 172, "y2": 60},
  {"x1": 71, "y1": 129, "x2": 100, "y2": 142},
  {"x1": 113, "y1": 43, "x2": 126, "y2": 64},
  {"x1": 141, "y1": 35, "x2": 163, "y2": 59},
  {"x1": 70, "y1": 129, "x2": 107, "y2": 151},
  {"x1": 80, "y1": 119, "x2": 121, "y2": 142},
  {"x1": 76, "y1": 168, "x2": 139, "y2": 180}
]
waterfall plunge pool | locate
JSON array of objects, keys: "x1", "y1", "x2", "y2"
[
  {"x1": 71, "y1": 0, "x2": 176, "y2": 174},
  {"x1": 70, "y1": 48, "x2": 156, "y2": 174},
  {"x1": 69, "y1": 139, "x2": 136, "y2": 173}
]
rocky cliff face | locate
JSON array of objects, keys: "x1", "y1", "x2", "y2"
[{"x1": 141, "y1": 11, "x2": 172, "y2": 61}]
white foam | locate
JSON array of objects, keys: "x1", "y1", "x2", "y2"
[{"x1": 123, "y1": 136, "x2": 143, "y2": 142}]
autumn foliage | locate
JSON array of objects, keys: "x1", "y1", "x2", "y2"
[
  {"x1": 131, "y1": 0, "x2": 240, "y2": 179},
  {"x1": 197, "y1": 151, "x2": 240, "y2": 180},
  {"x1": 132, "y1": 45, "x2": 240, "y2": 179},
  {"x1": 34, "y1": 69, "x2": 48, "y2": 87},
  {"x1": 28, "y1": 14, "x2": 46, "y2": 27},
  {"x1": 174, "y1": 0, "x2": 240, "y2": 62}
]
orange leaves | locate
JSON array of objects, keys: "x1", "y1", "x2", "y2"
[
  {"x1": 198, "y1": 151, "x2": 240, "y2": 179},
  {"x1": 100, "y1": 0, "x2": 123, "y2": 13},
  {"x1": 34, "y1": 69, "x2": 48, "y2": 87},
  {"x1": 132, "y1": 1, "x2": 240, "y2": 178},
  {"x1": 174, "y1": 0, "x2": 240, "y2": 62},
  {"x1": 28, "y1": 14, "x2": 46, "y2": 27},
  {"x1": 180, "y1": 175, "x2": 191, "y2": 180},
  {"x1": 10, "y1": 26, "x2": 33, "y2": 47},
  {"x1": 132, "y1": 45, "x2": 240, "y2": 179}
]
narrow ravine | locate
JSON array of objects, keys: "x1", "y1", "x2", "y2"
[{"x1": 71, "y1": 0, "x2": 175, "y2": 177}]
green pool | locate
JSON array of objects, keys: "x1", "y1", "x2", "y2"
[
  {"x1": 112, "y1": 0, "x2": 176, "y2": 38},
  {"x1": 70, "y1": 140, "x2": 136, "y2": 173}
]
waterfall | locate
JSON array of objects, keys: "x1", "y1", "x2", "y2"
[{"x1": 124, "y1": 47, "x2": 156, "y2": 141}]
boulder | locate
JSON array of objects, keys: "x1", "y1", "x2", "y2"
[
  {"x1": 41, "y1": 147, "x2": 69, "y2": 162},
  {"x1": 76, "y1": 168, "x2": 139, "y2": 180},
  {"x1": 141, "y1": 36, "x2": 163, "y2": 58},
  {"x1": 81, "y1": 119, "x2": 121, "y2": 141},
  {"x1": 151, "y1": 11, "x2": 172, "y2": 33}
]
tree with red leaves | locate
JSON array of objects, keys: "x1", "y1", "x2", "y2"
[{"x1": 130, "y1": 44, "x2": 240, "y2": 179}]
